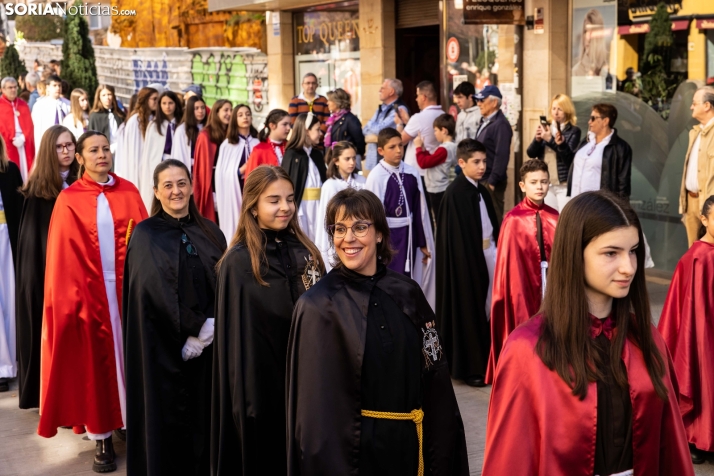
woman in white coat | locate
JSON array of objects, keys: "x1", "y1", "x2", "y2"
[{"x1": 114, "y1": 87, "x2": 157, "y2": 186}]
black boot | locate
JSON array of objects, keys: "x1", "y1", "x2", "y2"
[
  {"x1": 93, "y1": 436, "x2": 117, "y2": 473},
  {"x1": 0, "y1": 378, "x2": 8, "y2": 392},
  {"x1": 690, "y1": 443, "x2": 706, "y2": 465}
]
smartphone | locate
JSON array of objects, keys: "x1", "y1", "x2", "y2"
[
  {"x1": 555, "y1": 121, "x2": 561, "y2": 133},
  {"x1": 539, "y1": 115, "x2": 550, "y2": 127}
]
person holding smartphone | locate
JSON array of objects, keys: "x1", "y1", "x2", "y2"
[{"x1": 526, "y1": 94, "x2": 581, "y2": 211}]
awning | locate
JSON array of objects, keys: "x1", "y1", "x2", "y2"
[
  {"x1": 617, "y1": 19, "x2": 689, "y2": 35},
  {"x1": 696, "y1": 19, "x2": 714, "y2": 30}
]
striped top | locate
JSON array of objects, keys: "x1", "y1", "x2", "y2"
[{"x1": 289, "y1": 94, "x2": 330, "y2": 132}]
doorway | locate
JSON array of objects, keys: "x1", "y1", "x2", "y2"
[{"x1": 395, "y1": 25, "x2": 442, "y2": 114}]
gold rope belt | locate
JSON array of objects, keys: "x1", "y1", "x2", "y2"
[
  {"x1": 302, "y1": 187, "x2": 321, "y2": 201},
  {"x1": 361, "y1": 408, "x2": 424, "y2": 476},
  {"x1": 0, "y1": 210, "x2": 5, "y2": 225}
]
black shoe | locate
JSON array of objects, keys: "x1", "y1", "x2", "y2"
[
  {"x1": 113, "y1": 429, "x2": 126, "y2": 442},
  {"x1": 0, "y1": 378, "x2": 8, "y2": 392},
  {"x1": 93, "y1": 436, "x2": 117, "y2": 473},
  {"x1": 464, "y1": 376, "x2": 486, "y2": 387},
  {"x1": 690, "y1": 444, "x2": 706, "y2": 465}
]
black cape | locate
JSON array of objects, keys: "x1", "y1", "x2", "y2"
[
  {"x1": 0, "y1": 161, "x2": 23, "y2": 261},
  {"x1": 281, "y1": 147, "x2": 327, "y2": 209},
  {"x1": 211, "y1": 229, "x2": 312, "y2": 476},
  {"x1": 88, "y1": 109, "x2": 125, "y2": 140},
  {"x1": 435, "y1": 174, "x2": 499, "y2": 379},
  {"x1": 287, "y1": 266, "x2": 469, "y2": 476},
  {"x1": 123, "y1": 213, "x2": 226, "y2": 476}
]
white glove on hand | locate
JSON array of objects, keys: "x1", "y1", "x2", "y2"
[
  {"x1": 12, "y1": 134, "x2": 25, "y2": 148},
  {"x1": 198, "y1": 318, "x2": 215, "y2": 347},
  {"x1": 181, "y1": 336, "x2": 203, "y2": 361}
]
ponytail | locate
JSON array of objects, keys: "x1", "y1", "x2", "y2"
[{"x1": 258, "y1": 109, "x2": 289, "y2": 142}]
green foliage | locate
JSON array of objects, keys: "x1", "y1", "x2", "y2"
[
  {"x1": 15, "y1": 14, "x2": 64, "y2": 42},
  {"x1": 640, "y1": 2, "x2": 677, "y2": 120},
  {"x1": 61, "y1": 0, "x2": 98, "y2": 99},
  {"x1": 475, "y1": 50, "x2": 496, "y2": 73},
  {"x1": 0, "y1": 44, "x2": 28, "y2": 80}
]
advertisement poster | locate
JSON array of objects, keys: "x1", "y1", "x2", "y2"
[{"x1": 571, "y1": 0, "x2": 617, "y2": 97}]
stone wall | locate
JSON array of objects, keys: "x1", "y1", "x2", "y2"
[{"x1": 16, "y1": 42, "x2": 269, "y2": 123}]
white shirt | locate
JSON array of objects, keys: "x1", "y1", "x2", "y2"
[
  {"x1": 464, "y1": 175, "x2": 494, "y2": 242},
  {"x1": 685, "y1": 117, "x2": 714, "y2": 193},
  {"x1": 404, "y1": 105, "x2": 445, "y2": 176},
  {"x1": 570, "y1": 130, "x2": 614, "y2": 197},
  {"x1": 31, "y1": 96, "x2": 71, "y2": 147}
]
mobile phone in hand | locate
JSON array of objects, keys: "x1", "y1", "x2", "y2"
[{"x1": 539, "y1": 115, "x2": 550, "y2": 127}]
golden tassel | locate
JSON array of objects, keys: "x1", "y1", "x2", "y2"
[{"x1": 125, "y1": 219, "x2": 135, "y2": 244}]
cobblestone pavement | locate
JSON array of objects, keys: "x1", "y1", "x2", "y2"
[{"x1": 1, "y1": 276, "x2": 713, "y2": 475}]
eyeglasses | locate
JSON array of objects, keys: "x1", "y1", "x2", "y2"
[
  {"x1": 182, "y1": 233, "x2": 197, "y2": 256},
  {"x1": 589, "y1": 115, "x2": 603, "y2": 122},
  {"x1": 328, "y1": 222, "x2": 373, "y2": 238},
  {"x1": 56, "y1": 143, "x2": 76, "y2": 153}
]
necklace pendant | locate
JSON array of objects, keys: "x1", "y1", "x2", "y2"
[{"x1": 395, "y1": 205, "x2": 403, "y2": 217}]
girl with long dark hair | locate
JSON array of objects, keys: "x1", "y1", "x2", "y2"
[
  {"x1": 482, "y1": 191, "x2": 694, "y2": 475},
  {"x1": 171, "y1": 95, "x2": 208, "y2": 171},
  {"x1": 115, "y1": 87, "x2": 158, "y2": 186},
  {"x1": 211, "y1": 165, "x2": 323, "y2": 475},
  {"x1": 243, "y1": 108, "x2": 291, "y2": 178},
  {"x1": 88, "y1": 85, "x2": 125, "y2": 155}
]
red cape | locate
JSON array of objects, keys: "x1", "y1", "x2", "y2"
[
  {"x1": 192, "y1": 128, "x2": 218, "y2": 222},
  {"x1": 658, "y1": 240, "x2": 714, "y2": 451},
  {"x1": 485, "y1": 198, "x2": 558, "y2": 384},
  {"x1": 244, "y1": 141, "x2": 283, "y2": 178},
  {"x1": 39, "y1": 173, "x2": 148, "y2": 437},
  {"x1": 0, "y1": 95, "x2": 35, "y2": 171},
  {"x1": 483, "y1": 316, "x2": 694, "y2": 476}
]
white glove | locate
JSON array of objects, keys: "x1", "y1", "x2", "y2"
[
  {"x1": 181, "y1": 336, "x2": 203, "y2": 361},
  {"x1": 198, "y1": 318, "x2": 215, "y2": 347},
  {"x1": 110, "y1": 142, "x2": 117, "y2": 155},
  {"x1": 12, "y1": 134, "x2": 25, "y2": 148}
]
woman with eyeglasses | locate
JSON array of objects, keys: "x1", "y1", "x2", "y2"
[
  {"x1": 123, "y1": 159, "x2": 226, "y2": 476},
  {"x1": 38, "y1": 131, "x2": 147, "y2": 473},
  {"x1": 211, "y1": 165, "x2": 323, "y2": 475},
  {"x1": 16, "y1": 125, "x2": 79, "y2": 408},
  {"x1": 287, "y1": 187, "x2": 469, "y2": 476}
]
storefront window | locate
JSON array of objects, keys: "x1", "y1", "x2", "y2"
[
  {"x1": 293, "y1": 6, "x2": 361, "y2": 118},
  {"x1": 707, "y1": 29, "x2": 714, "y2": 80}
]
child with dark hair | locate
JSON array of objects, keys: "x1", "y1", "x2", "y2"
[
  {"x1": 365, "y1": 127, "x2": 436, "y2": 308},
  {"x1": 658, "y1": 194, "x2": 714, "y2": 465},
  {"x1": 244, "y1": 109, "x2": 291, "y2": 178},
  {"x1": 436, "y1": 138, "x2": 499, "y2": 387},
  {"x1": 485, "y1": 159, "x2": 559, "y2": 384},
  {"x1": 453, "y1": 81, "x2": 481, "y2": 142},
  {"x1": 415, "y1": 113, "x2": 457, "y2": 224}
]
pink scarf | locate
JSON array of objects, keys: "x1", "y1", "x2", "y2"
[{"x1": 324, "y1": 109, "x2": 349, "y2": 148}]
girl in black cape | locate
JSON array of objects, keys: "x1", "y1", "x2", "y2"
[
  {"x1": 15, "y1": 125, "x2": 78, "y2": 405},
  {"x1": 287, "y1": 188, "x2": 469, "y2": 476},
  {"x1": 123, "y1": 159, "x2": 226, "y2": 475},
  {"x1": 211, "y1": 165, "x2": 324, "y2": 475}
]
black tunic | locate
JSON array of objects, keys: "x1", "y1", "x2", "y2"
[
  {"x1": 281, "y1": 147, "x2": 327, "y2": 209},
  {"x1": 594, "y1": 332, "x2": 634, "y2": 474},
  {"x1": 287, "y1": 265, "x2": 470, "y2": 476},
  {"x1": 123, "y1": 212, "x2": 226, "y2": 476},
  {"x1": 0, "y1": 161, "x2": 23, "y2": 262},
  {"x1": 435, "y1": 174, "x2": 499, "y2": 379},
  {"x1": 211, "y1": 229, "x2": 311, "y2": 476}
]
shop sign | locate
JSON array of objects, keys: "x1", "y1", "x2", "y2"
[
  {"x1": 696, "y1": 19, "x2": 714, "y2": 30},
  {"x1": 628, "y1": 2, "x2": 680, "y2": 21},
  {"x1": 296, "y1": 19, "x2": 359, "y2": 47},
  {"x1": 463, "y1": 0, "x2": 525, "y2": 25},
  {"x1": 294, "y1": 12, "x2": 360, "y2": 55},
  {"x1": 617, "y1": 19, "x2": 689, "y2": 36}
]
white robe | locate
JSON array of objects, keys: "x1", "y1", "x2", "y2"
[
  {"x1": 31, "y1": 96, "x2": 70, "y2": 147},
  {"x1": 297, "y1": 148, "x2": 323, "y2": 243},
  {"x1": 365, "y1": 162, "x2": 436, "y2": 310},
  {"x1": 139, "y1": 120, "x2": 172, "y2": 211},
  {"x1": 61, "y1": 113, "x2": 86, "y2": 140},
  {"x1": 215, "y1": 136, "x2": 259, "y2": 241},
  {"x1": 87, "y1": 175, "x2": 126, "y2": 439},
  {"x1": 0, "y1": 192, "x2": 16, "y2": 379},
  {"x1": 315, "y1": 175, "x2": 366, "y2": 271},
  {"x1": 114, "y1": 115, "x2": 144, "y2": 189}
]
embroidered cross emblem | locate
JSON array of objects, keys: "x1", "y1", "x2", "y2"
[{"x1": 422, "y1": 327, "x2": 442, "y2": 368}]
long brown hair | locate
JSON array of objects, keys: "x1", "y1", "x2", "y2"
[
  {"x1": 130, "y1": 87, "x2": 158, "y2": 138},
  {"x1": 325, "y1": 141, "x2": 358, "y2": 179},
  {"x1": 226, "y1": 104, "x2": 259, "y2": 145},
  {"x1": 220, "y1": 165, "x2": 323, "y2": 286},
  {"x1": 150, "y1": 159, "x2": 224, "y2": 249},
  {"x1": 536, "y1": 190, "x2": 667, "y2": 400},
  {"x1": 21, "y1": 125, "x2": 79, "y2": 199},
  {"x1": 183, "y1": 96, "x2": 208, "y2": 147},
  {"x1": 68, "y1": 88, "x2": 88, "y2": 128},
  {"x1": 286, "y1": 112, "x2": 320, "y2": 150},
  {"x1": 205, "y1": 99, "x2": 232, "y2": 145},
  {"x1": 152, "y1": 90, "x2": 183, "y2": 136},
  {"x1": 91, "y1": 84, "x2": 125, "y2": 120},
  {"x1": 0, "y1": 135, "x2": 8, "y2": 173}
]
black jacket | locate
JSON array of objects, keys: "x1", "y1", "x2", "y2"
[
  {"x1": 526, "y1": 123, "x2": 582, "y2": 184},
  {"x1": 329, "y1": 111, "x2": 366, "y2": 156},
  {"x1": 88, "y1": 109, "x2": 125, "y2": 140},
  {"x1": 282, "y1": 147, "x2": 327, "y2": 209},
  {"x1": 0, "y1": 161, "x2": 24, "y2": 262},
  {"x1": 475, "y1": 110, "x2": 513, "y2": 186},
  {"x1": 566, "y1": 128, "x2": 632, "y2": 197}
]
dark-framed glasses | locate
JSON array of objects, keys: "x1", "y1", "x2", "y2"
[
  {"x1": 589, "y1": 115, "x2": 603, "y2": 122},
  {"x1": 56, "y1": 143, "x2": 76, "y2": 153},
  {"x1": 328, "y1": 222, "x2": 373, "y2": 238},
  {"x1": 182, "y1": 233, "x2": 197, "y2": 256}
]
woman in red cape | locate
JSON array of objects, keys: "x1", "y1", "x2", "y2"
[
  {"x1": 39, "y1": 131, "x2": 147, "y2": 473},
  {"x1": 243, "y1": 109, "x2": 291, "y2": 178},
  {"x1": 192, "y1": 99, "x2": 232, "y2": 222},
  {"x1": 658, "y1": 195, "x2": 714, "y2": 464},
  {"x1": 483, "y1": 191, "x2": 694, "y2": 476}
]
